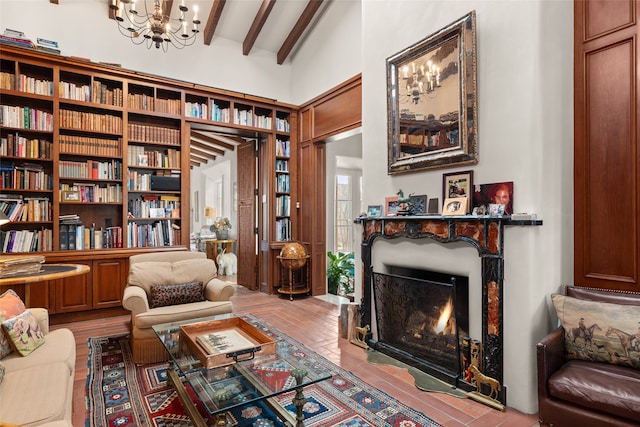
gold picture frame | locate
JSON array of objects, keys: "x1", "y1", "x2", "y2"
[
  {"x1": 61, "y1": 190, "x2": 81, "y2": 202},
  {"x1": 442, "y1": 197, "x2": 468, "y2": 216}
]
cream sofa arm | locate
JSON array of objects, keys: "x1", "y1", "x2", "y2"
[
  {"x1": 205, "y1": 278, "x2": 236, "y2": 302},
  {"x1": 29, "y1": 307, "x2": 49, "y2": 335},
  {"x1": 123, "y1": 285, "x2": 150, "y2": 316}
]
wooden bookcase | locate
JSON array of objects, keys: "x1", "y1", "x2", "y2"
[{"x1": 0, "y1": 44, "x2": 297, "y2": 314}]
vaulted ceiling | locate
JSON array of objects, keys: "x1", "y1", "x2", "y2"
[{"x1": 50, "y1": 0, "x2": 331, "y2": 167}]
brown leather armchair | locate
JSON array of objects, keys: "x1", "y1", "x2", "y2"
[{"x1": 536, "y1": 285, "x2": 640, "y2": 427}]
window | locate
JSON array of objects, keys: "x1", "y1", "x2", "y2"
[{"x1": 335, "y1": 174, "x2": 353, "y2": 252}]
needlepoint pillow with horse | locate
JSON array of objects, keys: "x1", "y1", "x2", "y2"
[{"x1": 552, "y1": 294, "x2": 640, "y2": 370}]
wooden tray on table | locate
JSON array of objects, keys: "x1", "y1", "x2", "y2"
[{"x1": 179, "y1": 317, "x2": 276, "y2": 369}]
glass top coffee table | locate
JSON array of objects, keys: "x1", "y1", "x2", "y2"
[{"x1": 153, "y1": 314, "x2": 332, "y2": 427}]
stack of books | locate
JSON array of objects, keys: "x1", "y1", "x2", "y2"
[
  {"x1": 0, "y1": 29, "x2": 33, "y2": 48},
  {"x1": 35, "y1": 38, "x2": 60, "y2": 55},
  {"x1": 0, "y1": 254, "x2": 44, "y2": 278}
]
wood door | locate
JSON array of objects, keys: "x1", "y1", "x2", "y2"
[
  {"x1": 237, "y1": 139, "x2": 258, "y2": 290},
  {"x1": 92, "y1": 258, "x2": 126, "y2": 309},
  {"x1": 574, "y1": 0, "x2": 640, "y2": 292}
]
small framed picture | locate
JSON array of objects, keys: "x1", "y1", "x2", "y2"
[
  {"x1": 473, "y1": 181, "x2": 514, "y2": 215},
  {"x1": 367, "y1": 205, "x2": 383, "y2": 217},
  {"x1": 442, "y1": 197, "x2": 468, "y2": 216},
  {"x1": 61, "y1": 190, "x2": 81, "y2": 202},
  {"x1": 408, "y1": 194, "x2": 427, "y2": 215},
  {"x1": 427, "y1": 198, "x2": 440, "y2": 214},
  {"x1": 385, "y1": 196, "x2": 400, "y2": 216},
  {"x1": 443, "y1": 170, "x2": 473, "y2": 212}
]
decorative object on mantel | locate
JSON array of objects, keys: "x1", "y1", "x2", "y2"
[
  {"x1": 387, "y1": 11, "x2": 478, "y2": 173},
  {"x1": 367, "y1": 205, "x2": 382, "y2": 217},
  {"x1": 427, "y1": 198, "x2": 440, "y2": 214},
  {"x1": 385, "y1": 196, "x2": 400, "y2": 216},
  {"x1": 111, "y1": 0, "x2": 200, "y2": 51},
  {"x1": 443, "y1": 170, "x2": 473, "y2": 213},
  {"x1": 395, "y1": 189, "x2": 412, "y2": 215},
  {"x1": 409, "y1": 194, "x2": 427, "y2": 215}
]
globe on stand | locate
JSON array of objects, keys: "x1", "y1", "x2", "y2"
[{"x1": 277, "y1": 242, "x2": 310, "y2": 300}]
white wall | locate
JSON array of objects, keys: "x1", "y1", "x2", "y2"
[
  {"x1": 0, "y1": 0, "x2": 292, "y2": 102},
  {"x1": 361, "y1": 0, "x2": 574, "y2": 413}
]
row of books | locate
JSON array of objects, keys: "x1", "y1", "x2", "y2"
[
  {"x1": 0, "y1": 105, "x2": 54, "y2": 131},
  {"x1": 59, "y1": 159, "x2": 122, "y2": 180},
  {"x1": 1, "y1": 228, "x2": 52, "y2": 253},
  {"x1": 128, "y1": 195, "x2": 180, "y2": 219},
  {"x1": 255, "y1": 114, "x2": 272, "y2": 130},
  {"x1": 233, "y1": 109, "x2": 253, "y2": 127},
  {"x1": 0, "y1": 254, "x2": 44, "y2": 278},
  {"x1": 275, "y1": 139, "x2": 291, "y2": 157},
  {"x1": 128, "y1": 144, "x2": 181, "y2": 168},
  {"x1": 59, "y1": 109, "x2": 123, "y2": 133},
  {"x1": 59, "y1": 135, "x2": 122, "y2": 157},
  {"x1": 0, "y1": 161, "x2": 53, "y2": 191},
  {"x1": 0, "y1": 133, "x2": 52, "y2": 159},
  {"x1": 17, "y1": 73, "x2": 54, "y2": 96},
  {"x1": 35, "y1": 37, "x2": 60, "y2": 55},
  {"x1": 185, "y1": 101, "x2": 207, "y2": 119},
  {"x1": 276, "y1": 173, "x2": 290, "y2": 193},
  {"x1": 59, "y1": 222, "x2": 123, "y2": 250},
  {"x1": 127, "y1": 220, "x2": 179, "y2": 248},
  {"x1": 275, "y1": 194, "x2": 291, "y2": 217},
  {"x1": 275, "y1": 159, "x2": 289, "y2": 172},
  {"x1": 127, "y1": 171, "x2": 152, "y2": 191},
  {"x1": 59, "y1": 182, "x2": 122, "y2": 203},
  {"x1": 211, "y1": 102, "x2": 231, "y2": 123},
  {"x1": 155, "y1": 98, "x2": 181, "y2": 115},
  {"x1": 276, "y1": 117, "x2": 290, "y2": 132},
  {"x1": 127, "y1": 123, "x2": 181, "y2": 146},
  {"x1": 275, "y1": 217, "x2": 291, "y2": 242},
  {"x1": 59, "y1": 80, "x2": 124, "y2": 107},
  {"x1": 0, "y1": 72, "x2": 14, "y2": 91},
  {"x1": 127, "y1": 93, "x2": 155, "y2": 111},
  {"x1": 0, "y1": 196, "x2": 51, "y2": 222}
]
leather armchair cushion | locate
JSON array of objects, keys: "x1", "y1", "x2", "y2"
[{"x1": 548, "y1": 359, "x2": 640, "y2": 422}]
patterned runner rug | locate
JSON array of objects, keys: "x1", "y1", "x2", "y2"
[{"x1": 86, "y1": 314, "x2": 442, "y2": 427}]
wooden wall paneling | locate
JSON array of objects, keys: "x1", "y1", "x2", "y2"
[
  {"x1": 92, "y1": 258, "x2": 127, "y2": 309},
  {"x1": 299, "y1": 107, "x2": 313, "y2": 142},
  {"x1": 574, "y1": 0, "x2": 639, "y2": 291},
  {"x1": 53, "y1": 261, "x2": 92, "y2": 313}
]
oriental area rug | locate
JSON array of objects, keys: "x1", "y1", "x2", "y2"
[{"x1": 86, "y1": 314, "x2": 442, "y2": 427}]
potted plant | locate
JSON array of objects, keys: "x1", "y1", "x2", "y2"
[
  {"x1": 210, "y1": 217, "x2": 231, "y2": 239},
  {"x1": 327, "y1": 251, "x2": 355, "y2": 296}
]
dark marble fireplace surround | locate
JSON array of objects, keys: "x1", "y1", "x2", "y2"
[{"x1": 355, "y1": 215, "x2": 542, "y2": 404}]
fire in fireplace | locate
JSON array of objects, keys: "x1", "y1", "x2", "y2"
[{"x1": 371, "y1": 267, "x2": 469, "y2": 385}]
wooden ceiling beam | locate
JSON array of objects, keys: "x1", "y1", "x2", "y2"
[
  {"x1": 243, "y1": 0, "x2": 276, "y2": 56},
  {"x1": 277, "y1": 0, "x2": 323, "y2": 64},
  {"x1": 191, "y1": 131, "x2": 237, "y2": 150},
  {"x1": 191, "y1": 140, "x2": 225, "y2": 156},
  {"x1": 50, "y1": 0, "x2": 59, "y2": 4},
  {"x1": 191, "y1": 152, "x2": 209, "y2": 164},
  {"x1": 190, "y1": 160, "x2": 201, "y2": 168},
  {"x1": 192, "y1": 147, "x2": 218, "y2": 161},
  {"x1": 203, "y1": 0, "x2": 226, "y2": 45}
]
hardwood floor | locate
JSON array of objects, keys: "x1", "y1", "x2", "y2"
[{"x1": 52, "y1": 284, "x2": 540, "y2": 427}]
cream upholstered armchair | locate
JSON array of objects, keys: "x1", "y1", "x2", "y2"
[{"x1": 123, "y1": 251, "x2": 235, "y2": 363}]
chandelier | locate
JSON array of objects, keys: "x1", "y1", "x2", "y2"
[
  {"x1": 401, "y1": 60, "x2": 441, "y2": 104},
  {"x1": 110, "y1": 0, "x2": 200, "y2": 51}
]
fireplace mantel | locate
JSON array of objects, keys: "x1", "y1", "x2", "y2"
[{"x1": 355, "y1": 215, "x2": 542, "y2": 404}]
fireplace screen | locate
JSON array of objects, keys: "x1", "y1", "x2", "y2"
[{"x1": 372, "y1": 269, "x2": 469, "y2": 381}]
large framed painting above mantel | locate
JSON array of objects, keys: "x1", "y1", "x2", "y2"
[{"x1": 387, "y1": 11, "x2": 478, "y2": 174}]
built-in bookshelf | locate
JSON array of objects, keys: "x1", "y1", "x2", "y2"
[{"x1": 0, "y1": 44, "x2": 297, "y2": 313}]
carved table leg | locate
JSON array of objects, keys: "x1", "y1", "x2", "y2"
[{"x1": 291, "y1": 368, "x2": 308, "y2": 427}]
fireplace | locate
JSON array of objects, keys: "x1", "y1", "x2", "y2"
[
  {"x1": 355, "y1": 215, "x2": 542, "y2": 405},
  {"x1": 372, "y1": 267, "x2": 469, "y2": 385}
]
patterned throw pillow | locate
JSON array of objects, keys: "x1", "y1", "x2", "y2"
[
  {"x1": 552, "y1": 294, "x2": 640, "y2": 370},
  {"x1": 0, "y1": 289, "x2": 26, "y2": 359},
  {"x1": 149, "y1": 281, "x2": 205, "y2": 308},
  {"x1": 1, "y1": 310, "x2": 45, "y2": 356}
]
